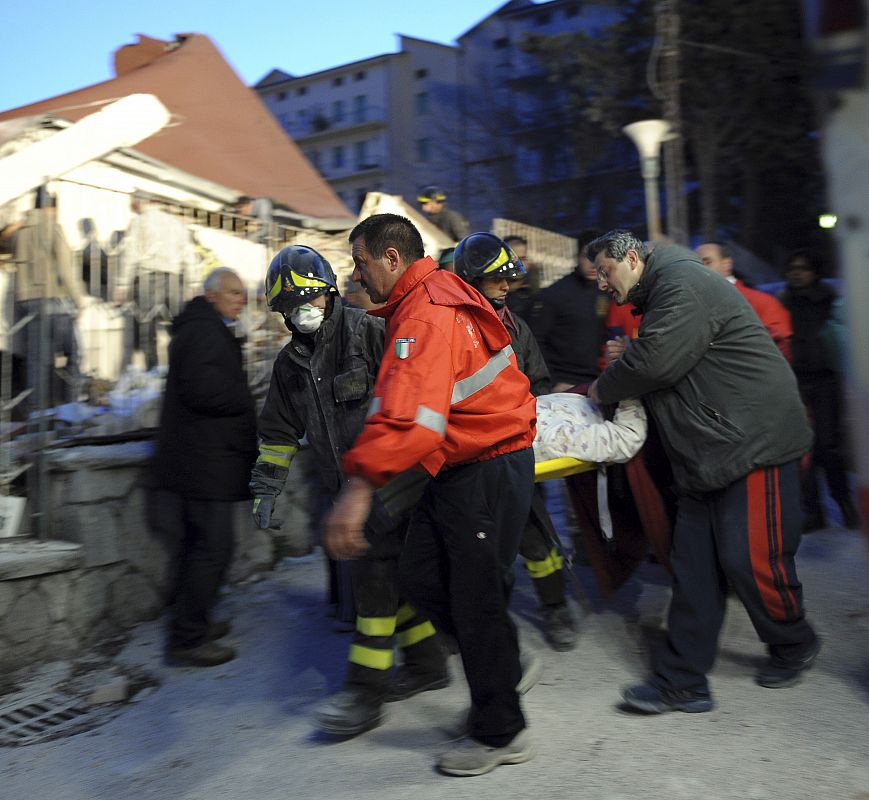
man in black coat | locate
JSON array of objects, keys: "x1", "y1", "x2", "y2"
[
  {"x1": 528, "y1": 229, "x2": 606, "y2": 391},
  {"x1": 154, "y1": 268, "x2": 257, "y2": 667}
]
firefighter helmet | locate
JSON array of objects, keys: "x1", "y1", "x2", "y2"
[
  {"x1": 265, "y1": 245, "x2": 338, "y2": 313},
  {"x1": 453, "y1": 233, "x2": 526, "y2": 284},
  {"x1": 417, "y1": 184, "x2": 447, "y2": 203}
]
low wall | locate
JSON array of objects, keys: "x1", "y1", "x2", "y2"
[{"x1": 0, "y1": 441, "x2": 317, "y2": 678}]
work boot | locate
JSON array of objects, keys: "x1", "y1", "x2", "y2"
[
  {"x1": 316, "y1": 689, "x2": 384, "y2": 737},
  {"x1": 621, "y1": 681, "x2": 714, "y2": 714},
  {"x1": 385, "y1": 667, "x2": 451, "y2": 702},
  {"x1": 541, "y1": 603, "x2": 576, "y2": 652},
  {"x1": 755, "y1": 637, "x2": 821, "y2": 688},
  {"x1": 206, "y1": 620, "x2": 231, "y2": 641},
  {"x1": 167, "y1": 640, "x2": 236, "y2": 667},
  {"x1": 438, "y1": 729, "x2": 535, "y2": 777}
]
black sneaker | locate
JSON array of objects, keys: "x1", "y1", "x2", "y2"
[
  {"x1": 755, "y1": 638, "x2": 821, "y2": 688},
  {"x1": 622, "y1": 681, "x2": 714, "y2": 714},
  {"x1": 317, "y1": 689, "x2": 384, "y2": 736},
  {"x1": 541, "y1": 604, "x2": 577, "y2": 652},
  {"x1": 385, "y1": 667, "x2": 450, "y2": 702}
]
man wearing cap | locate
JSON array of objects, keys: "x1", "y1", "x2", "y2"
[{"x1": 417, "y1": 185, "x2": 469, "y2": 242}]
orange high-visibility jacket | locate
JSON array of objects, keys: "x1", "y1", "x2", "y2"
[{"x1": 342, "y1": 257, "x2": 537, "y2": 487}]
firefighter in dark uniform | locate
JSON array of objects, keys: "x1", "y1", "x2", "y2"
[
  {"x1": 249, "y1": 245, "x2": 448, "y2": 737},
  {"x1": 453, "y1": 233, "x2": 577, "y2": 651}
]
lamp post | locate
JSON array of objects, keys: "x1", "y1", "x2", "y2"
[{"x1": 623, "y1": 119, "x2": 671, "y2": 241}]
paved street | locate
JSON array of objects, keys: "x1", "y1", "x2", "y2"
[{"x1": 1, "y1": 529, "x2": 867, "y2": 800}]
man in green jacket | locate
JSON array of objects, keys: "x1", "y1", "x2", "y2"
[{"x1": 588, "y1": 230, "x2": 818, "y2": 713}]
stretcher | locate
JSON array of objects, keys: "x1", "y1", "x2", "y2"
[
  {"x1": 534, "y1": 456, "x2": 596, "y2": 482},
  {"x1": 532, "y1": 451, "x2": 673, "y2": 598}
]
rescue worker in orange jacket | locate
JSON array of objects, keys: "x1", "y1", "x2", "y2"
[
  {"x1": 324, "y1": 213, "x2": 538, "y2": 777},
  {"x1": 696, "y1": 241, "x2": 793, "y2": 362}
]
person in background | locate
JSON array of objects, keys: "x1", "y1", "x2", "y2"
[
  {"x1": 588, "y1": 230, "x2": 819, "y2": 713},
  {"x1": 342, "y1": 274, "x2": 382, "y2": 311},
  {"x1": 12, "y1": 187, "x2": 86, "y2": 411},
  {"x1": 453, "y1": 232, "x2": 576, "y2": 651},
  {"x1": 780, "y1": 249, "x2": 859, "y2": 531},
  {"x1": 696, "y1": 241, "x2": 792, "y2": 361},
  {"x1": 529, "y1": 229, "x2": 606, "y2": 392},
  {"x1": 117, "y1": 191, "x2": 199, "y2": 369},
  {"x1": 416, "y1": 185, "x2": 469, "y2": 242},
  {"x1": 437, "y1": 247, "x2": 456, "y2": 272},
  {"x1": 156, "y1": 268, "x2": 257, "y2": 667}
]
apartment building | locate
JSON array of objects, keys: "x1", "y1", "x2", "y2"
[
  {"x1": 456, "y1": 0, "x2": 619, "y2": 230},
  {"x1": 255, "y1": 36, "x2": 460, "y2": 214}
]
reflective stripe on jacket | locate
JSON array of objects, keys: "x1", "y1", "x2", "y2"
[{"x1": 342, "y1": 257, "x2": 536, "y2": 487}]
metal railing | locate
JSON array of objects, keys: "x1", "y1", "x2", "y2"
[{"x1": 0, "y1": 199, "x2": 329, "y2": 539}]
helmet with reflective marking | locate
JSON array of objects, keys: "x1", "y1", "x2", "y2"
[
  {"x1": 265, "y1": 245, "x2": 338, "y2": 313},
  {"x1": 453, "y1": 232, "x2": 526, "y2": 284},
  {"x1": 417, "y1": 184, "x2": 447, "y2": 203}
]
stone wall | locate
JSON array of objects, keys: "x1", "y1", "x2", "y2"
[{"x1": 0, "y1": 441, "x2": 317, "y2": 678}]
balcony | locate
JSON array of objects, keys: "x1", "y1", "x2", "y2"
[{"x1": 282, "y1": 105, "x2": 388, "y2": 141}]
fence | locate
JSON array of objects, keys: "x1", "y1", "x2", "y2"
[{"x1": 0, "y1": 194, "x2": 351, "y2": 539}]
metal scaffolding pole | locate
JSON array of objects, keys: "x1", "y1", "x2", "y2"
[{"x1": 653, "y1": 0, "x2": 689, "y2": 244}]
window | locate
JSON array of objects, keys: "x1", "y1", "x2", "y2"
[
  {"x1": 277, "y1": 91, "x2": 286, "y2": 101},
  {"x1": 357, "y1": 189, "x2": 368, "y2": 208},
  {"x1": 353, "y1": 95, "x2": 367, "y2": 123},
  {"x1": 306, "y1": 150, "x2": 320, "y2": 169},
  {"x1": 354, "y1": 70, "x2": 366, "y2": 81},
  {"x1": 332, "y1": 99, "x2": 345, "y2": 123},
  {"x1": 296, "y1": 86, "x2": 307, "y2": 96},
  {"x1": 535, "y1": 11, "x2": 551, "y2": 25},
  {"x1": 416, "y1": 138, "x2": 431, "y2": 163},
  {"x1": 332, "y1": 145, "x2": 345, "y2": 169},
  {"x1": 332, "y1": 76, "x2": 344, "y2": 87},
  {"x1": 415, "y1": 91, "x2": 429, "y2": 114},
  {"x1": 354, "y1": 140, "x2": 369, "y2": 169},
  {"x1": 415, "y1": 68, "x2": 428, "y2": 79},
  {"x1": 564, "y1": 3, "x2": 579, "y2": 18},
  {"x1": 494, "y1": 37, "x2": 509, "y2": 49}
]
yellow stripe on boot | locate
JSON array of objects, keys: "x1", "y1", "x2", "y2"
[
  {"x1": 348, "y1": 644, "x2": 394, "y2": 671},
  {"x1": 524, "y1": 547, "x2": 563, "y2": 580}
]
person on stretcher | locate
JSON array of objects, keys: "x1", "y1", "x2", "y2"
[{"x1": 533, "y1": 393, "x2": 647, "y2": 465}]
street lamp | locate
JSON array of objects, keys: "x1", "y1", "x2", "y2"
[{"x1": 623, "y1": 119, "x2": 671, "y2": 241}]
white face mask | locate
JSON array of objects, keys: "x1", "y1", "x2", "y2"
[{"x1": 290, "y1": 302, "x2": 325, "y2": 333}]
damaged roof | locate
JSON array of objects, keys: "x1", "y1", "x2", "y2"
[{"x1": 0, "y1": 34, "x2": 353, "y2": 222}]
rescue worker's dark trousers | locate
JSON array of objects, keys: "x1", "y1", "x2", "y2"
[
  {"x1": 345, "y1": 513, "x2": 445, "y2": 699},
  {"x1": 653, "y1": 460, "x2": 818, "y2": 692},
  {"x1": 168, "y1": 497, "x2": 235, "y2": 649},
  {"x1": 520, "y1": 486, "x2": 566, "y2": 606},
  {"x1": 399, "y1": 447, "x2": 534, "y2": 747}
]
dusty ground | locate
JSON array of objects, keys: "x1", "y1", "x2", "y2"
[{"x1": 1, "y1": 528, "x2": 867, "y2": 800}]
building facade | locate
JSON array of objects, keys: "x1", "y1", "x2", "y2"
[
  {"x1": 255, "y1": 36, "x2": 460, "y2": 214},
  {"x1": 456, "y1": 0, "x2": 619, "y2": 231}
]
